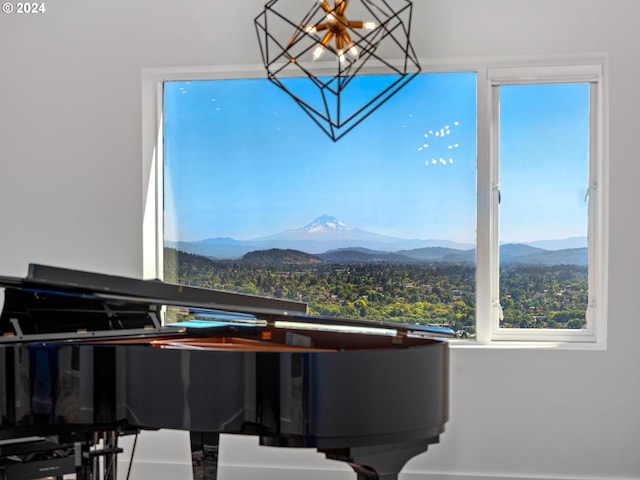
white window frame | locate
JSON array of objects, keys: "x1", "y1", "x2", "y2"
[
  {"x1": 479, "y1": 62, "x2": 608, "y2": 346},
  {"x1": 141, "y1": 55, "x2": 608, "y2": 348}
]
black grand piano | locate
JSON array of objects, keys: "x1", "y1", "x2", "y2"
[{"x1": 0, "y1": 264, "x2": 451, "y2": 480}]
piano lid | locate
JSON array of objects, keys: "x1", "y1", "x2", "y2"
[
  {"x1": 26, "y1": 263, "x2": 308, "y2": 315},
  {"x1": 0, "y1": 263, "x2": 308, "y2": 344},
  {"x1": 0, "y1": 264, "x2": 455, "y2": 344}
]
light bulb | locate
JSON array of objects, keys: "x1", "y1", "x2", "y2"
[{"x1": 312, "y1": 45, "x2": 326, "y2": 61}]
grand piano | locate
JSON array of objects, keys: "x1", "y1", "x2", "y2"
[{"x1": 0, "y1": 264, "x2": 451, "y2": 480}]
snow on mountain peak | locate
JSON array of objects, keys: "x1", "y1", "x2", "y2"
[{"x1": 303, "y1": 215, "x2": 353, "y2": 233}]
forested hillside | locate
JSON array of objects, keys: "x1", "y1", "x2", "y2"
[{"x1": 164, "y1": 247, "x2": 588, "y2": 336}]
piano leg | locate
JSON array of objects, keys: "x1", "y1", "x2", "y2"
[
  {"x1": 321, "y1": 439, "x2": 433, "y2": 480},
  {"x1": 190, "y1": 432, "x2": 220, "y2": 480}
]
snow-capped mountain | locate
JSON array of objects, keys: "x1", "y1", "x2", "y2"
[
  {"x1": 165, "y1": 214, "x2": 474, "y2": 258},
  {"x1": 254, "y1": 214, "x2": 367, "y2": 241},
  {"x1": 302, "y1": 215, "x2": 353, "y2": 235}
]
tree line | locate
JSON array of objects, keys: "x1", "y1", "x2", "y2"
[{"x1": 164, "y1": 248, "x2": 588, "y2": 337}]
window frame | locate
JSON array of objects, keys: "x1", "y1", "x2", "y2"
[
  {"x1": 482, "y1": 63, "x2": 607, "y2": 345},
  {"x1": 141, "y1": 55, "x2": 608, "y2": 348}
]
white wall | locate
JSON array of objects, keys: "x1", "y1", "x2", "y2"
[{"x1": 2, "y1": 1, "x2": 640, "y2": 479}]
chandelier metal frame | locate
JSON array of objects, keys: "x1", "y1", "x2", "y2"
[{"x1": 255, "y1": 0, "x2": 421, "y2": 141}]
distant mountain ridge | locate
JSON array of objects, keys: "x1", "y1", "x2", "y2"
[
  {"x1": 165, "y1": 214, "x2": 587, "y2": 265},
  {"x1": 318, "y1": 244, "x2": 586, "y2": 266}
]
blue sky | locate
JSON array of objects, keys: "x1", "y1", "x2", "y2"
[
  {"x1": 163, "y1": 73, "x2": 588, "y2": 245},
  {"x1": 499, "y1": 83, "x2": 589, "y2": 243}
]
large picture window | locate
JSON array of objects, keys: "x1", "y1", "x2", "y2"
[
  {"x1": 162, "y1": 72, "x2": 478, "y2": 337},
  {"x1": 145, "y1": 58, "x2": 607, "y2": 346}
]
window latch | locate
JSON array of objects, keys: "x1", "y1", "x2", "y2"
[
  {"x1": 492, "y1": 184, "x2": 501, "y2": 204},
  {"x1": 492, "y1": 299, "x2": 504, "y2": 321},
  {"x1": 584, "y1": 183, "x2": 597, "y2": 203}
]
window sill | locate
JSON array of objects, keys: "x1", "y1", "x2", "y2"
[{"x1": 447, "y1": 338, "x2": 606, "y2": 351}]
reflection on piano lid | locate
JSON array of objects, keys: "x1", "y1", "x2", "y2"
[{"x1": 166, "y1": 306, "x2": 399, "y2": 338}]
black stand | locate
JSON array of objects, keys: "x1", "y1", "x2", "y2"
[
  {"x1": 0, "y1": 437, "x2": 76, "y2": 480},
  {"x1": 77, "y1": 431, "x2": 122, "y2": 480}
]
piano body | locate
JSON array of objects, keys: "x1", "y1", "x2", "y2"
[{"x1": 0, "y1": 264, "x2": 451, "y2": 480}]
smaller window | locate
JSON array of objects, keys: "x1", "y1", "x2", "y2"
[{"x1": 486, "y1": 64, "x2": 607, "y2": 344}]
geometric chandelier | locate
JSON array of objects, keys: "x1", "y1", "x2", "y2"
[{"x1": 255, "y1": 0, "x2": 421, "y2": 141}]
